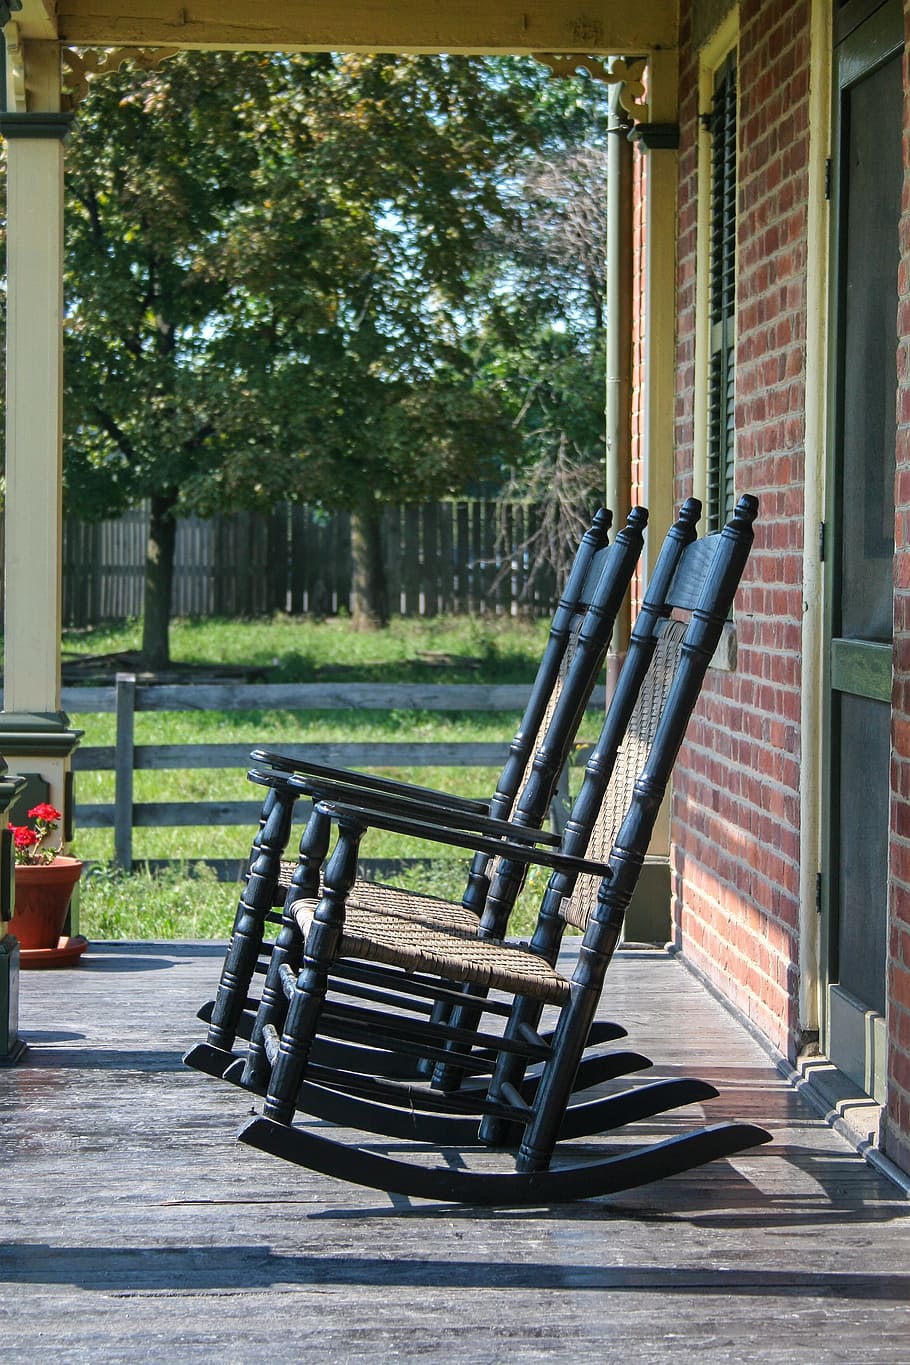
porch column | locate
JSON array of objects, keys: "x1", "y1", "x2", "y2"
[
  {"x1": 0, "y1": 42, "x2": 81, "y2": 849},
  {"x1": 622, "y1": 50, "x2": 680, "y2": 942},
  {"x1": 638, "y1": 48, "x2": 679, "y2": 561}
]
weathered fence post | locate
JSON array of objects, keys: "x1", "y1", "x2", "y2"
[{"x1": 113, "y1": 673, "x2": 136, "y2": 872}]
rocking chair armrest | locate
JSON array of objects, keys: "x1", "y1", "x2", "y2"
[
  {"x1": 316, "y1": 798, "x2": 613, "y2": 880},
  {"x1": 247, "y1": 767, "x2": 564, "y2": 848},
  {"x1": 250, "y1": 748, "x2": 489, "y2": 815}
]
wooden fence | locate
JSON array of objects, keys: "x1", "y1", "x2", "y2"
[
  {"x1": 67, "y1": 676, "x2": 601, "y2": 880},
  {"x1": 53, "y1": 500, "x2": 558, "y2": 627}
]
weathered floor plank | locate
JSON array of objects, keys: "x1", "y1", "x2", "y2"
[{"x1": 1, "y1": 942, "x2": 908, "y2": 1363}]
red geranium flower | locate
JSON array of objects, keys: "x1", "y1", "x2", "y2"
[
  {"x1": 10, "y1": 824, "x2": 40, "y2": 850},
  {"x1": 28, "y1": 803, "x2": 62, "y2": 824},
  {"x1": 9, "y1": 803, "x2": 65, "y2": 865}
]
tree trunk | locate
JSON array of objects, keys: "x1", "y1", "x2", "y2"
[
  {"x1": 350, "y1": 504, "x2": 388, "y2": 630},
  {"x1": 141, "y1": 490, "x2": 179, "y2": 668}
]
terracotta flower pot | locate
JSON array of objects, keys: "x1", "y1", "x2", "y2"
[{"x1": 11, "y1": 857, "x2": 85, "y2": 951}]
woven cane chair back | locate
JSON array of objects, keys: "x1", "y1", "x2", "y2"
[
  {"x1": 480, "y1": 509, "x2": 614, "y2": 827},
  {"x1": 556, "y1": 505, "x2": 747, "y2": 933},
  {"x1": 560, "y1": 619, "x2": 687, "y2": 931},
  {"x1": 512, "y1": 609, "x2": 583, "y2": 819}
]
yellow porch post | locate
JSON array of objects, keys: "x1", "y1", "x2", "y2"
[
  {"x1": 637, "y1": 47, "x2": 679, "y2": 558},
  {"x1": 622, "y1": 49, "x2": 680, "y2": 942},
  {"x1": 0, "y1": 39, "x2": 81, "y2": 856}
]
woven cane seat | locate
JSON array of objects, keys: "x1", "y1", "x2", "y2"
[
  {"x1": 276, "y1": 871, "x2": 481, "y2": 931},
  {"x1": 293, "y1": 897, "x2": 571, "y2": 1004}
]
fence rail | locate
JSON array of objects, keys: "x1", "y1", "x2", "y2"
[
  {"x1": 48, "y1": 499, "x2": 559, "y2": 627},
  {"x1": 65, "y1": 677, "x2": 601, "y2": 879}
]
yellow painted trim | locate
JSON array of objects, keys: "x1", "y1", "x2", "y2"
[
  {"x1": 801, "y1": 0, "x2": 830, "y2": 1042},
  {"x1": 23, "y1": 40, "x2": 62, "y2": 112},
  {"x1": 3, "y1": 132, "x2": 64, "y2": 717},
  {"x1": 642, "y1": 46, "x2": 678, "y2": 566},
  {"x1": 638, "y1": 46, "x2": 679, "y2": 857},
  {"x1": 51, "y1": 0, "x2": 677, "y2": 54},
  {"x1": 693, "y1": 8, "x2": 739, "y2": 511},
  {"x1": 10, "y1": 1, "x2": 57, "y2": 43},
  {"x1": 1, "y1": 759, "x2": 71, "y2": 837},
  {"x1": 643, "y1": 153, "x2": 678, "y2": 555}
]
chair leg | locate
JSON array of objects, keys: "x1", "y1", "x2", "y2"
[
  {"x1": 205, "y1": 788, "x2": 294, "y2": 1054},
  {"x1": 263, "y1": 817, "x2": 362, "y2": 1124},
  {"x1": 415, "y1": 851, "x2": 490, "y2": 1078},
  {"x1": 517, "y1": 916, "x2": 622, "y2": 1173},
  {"x1": 429, "y1": 855, "x2": 529, "y2": 1090},
  {"x1": 477, "y1": 992, "x2": 548, "y2": 1145},
  {"x1": 515, "y1": 995, "x2": 599, "y2": 1172},
  {"x1": 242, "y1": 803, "x2": 332, "y2": 1091},
  {"x1": 262, "y1": 945, "x2": 335, "y2": 1126},
  {"x1": 474, "y1": 896, "x2": 568, "y2": 1139}
]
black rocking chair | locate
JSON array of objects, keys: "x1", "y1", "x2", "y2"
[
  {"x1": 229, "y1": 494, "x2": 771, "y2": 1203},
  {"x1": 187, "y1": 505, "x2": 649, "y2": 1089},
  {"x1": 216, "y1": 499, "x2": 708, "y2": 1131},
  {"x1": 188, "y1": 500, "x2": 702, "y2": 1113}
]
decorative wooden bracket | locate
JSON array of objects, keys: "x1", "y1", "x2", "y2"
[
  {"x1": 532, "y1": 53, "x2": 648, "y2": 119},
  {"x1": 61, "y1": 46, "x2": 178, "y2": 112},
  {"x1": 4, "y1": 21, "x2": 27, "y2": 113}
]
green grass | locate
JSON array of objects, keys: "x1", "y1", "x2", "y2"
[
  {"x1": 62, "y1": 612, "x2": 552, "y2": 683},
  {"x1": 77, "y1": 863, "x2": 239, "y2": 940},
  {"x1": 60, "y1": 614, "x2": 592, "y2": 940},
  {"x1": 74, "y1": 854, "x2": 553, "y2": 941}
]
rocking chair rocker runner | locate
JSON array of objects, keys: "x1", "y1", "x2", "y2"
[
  {"x1": 232, "y1": 494, "x2": 771, "y2": 1203},
  {"x1": 188, "y1": 505, "x2": 649, "y2": 1088}
]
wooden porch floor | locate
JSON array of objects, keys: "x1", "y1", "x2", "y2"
[{"x1": 2, "y1": 942, "x2": 909, "y2": 1362}]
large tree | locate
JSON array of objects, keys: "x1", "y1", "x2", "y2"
[
  {"x1": 462, "y1": 144, "x2": 610, "y2": 588},
  {"x1": 61, "y1": 52, "x2": 607, "y2": 657}
]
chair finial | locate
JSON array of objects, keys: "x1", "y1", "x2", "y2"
[
  {"x1": 733, "y1": 493, "x2": 759, "y2": 524},
  {"x1": 678, "y1": 496, "x2": 702, "y2": 527}
]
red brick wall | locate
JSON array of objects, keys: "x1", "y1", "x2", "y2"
[
  {"x1": 886, "y1": 26, "x2": 910, "y2": 1177},
  {"x1": 671, "y1": 0, "x2": 810, "y2": 1057}
]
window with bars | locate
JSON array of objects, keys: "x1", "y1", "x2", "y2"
[{"x1": 706, "y1": 50, "x2": 737, "y2": 532}]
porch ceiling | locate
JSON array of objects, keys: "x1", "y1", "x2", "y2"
[{"x1": 18, "y1": 0, "x2": 678, "y2": 54}]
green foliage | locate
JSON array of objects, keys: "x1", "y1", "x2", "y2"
[
  {"x1": 462, "y1": 146, "x2": 610, "y2": 576},
  {"x1": 62, "y1": 52, "x2": 605, "y2": 525},
  {"x1": 57, "y1": 52, "x2": 608, "y2": 651}
]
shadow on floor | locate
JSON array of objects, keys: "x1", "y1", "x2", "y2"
[{"x1": 3, "y1": 1242, "x2": 910, "y2": 1299}]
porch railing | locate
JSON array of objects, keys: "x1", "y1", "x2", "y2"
[{"x1": 66, "y1": 676, "x2": 601, "y2": 879}]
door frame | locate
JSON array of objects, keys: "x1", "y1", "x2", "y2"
[{"x1": 820, "y1": 0, "x2": 902, "y2": 1104}]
